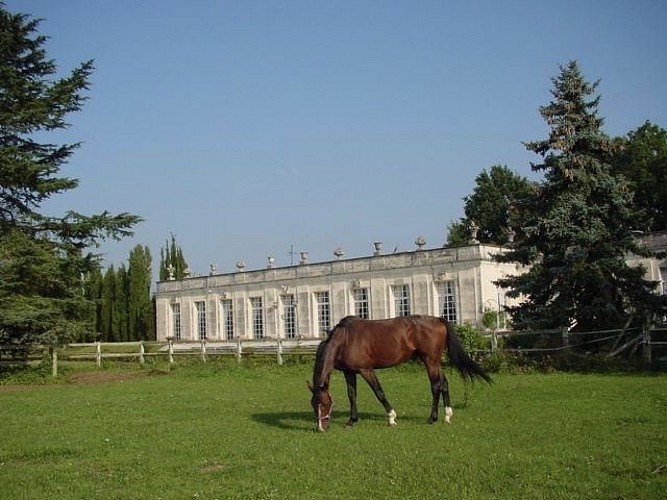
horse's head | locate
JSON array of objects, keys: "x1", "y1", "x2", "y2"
[{"x1": 307, "y1": 381, "x2": 334, "y2": 432}]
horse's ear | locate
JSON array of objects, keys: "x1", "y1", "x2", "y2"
[{"x1": 306, "y1": 381, "x2": 314, "y2": 393}]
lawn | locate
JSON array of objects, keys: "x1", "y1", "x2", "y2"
[{"x1": 0, "y1": 361, "x2": 666, "y2": 499}]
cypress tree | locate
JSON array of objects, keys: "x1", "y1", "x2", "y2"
[
  {"x1": 114, "y1": 266, "x2": 128, "y2": 342},
  {"x1": 83, "y1": 265, "x2": 104, "y2": 339},
  {"x1": 159, "y1": 234, "x2": 189, "y2": 280},
  {"x1": 127, "y1": 245, "x2": 153, "y2": 340},
  {"x1": 100, "y1": 266, "x2": 117, "y2": 342}
]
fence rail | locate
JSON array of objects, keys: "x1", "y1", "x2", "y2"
[
  {"x1": 485, "y1": 327, "x2": 667, "y2": 367},
  {"x1": 0, "y1": 338, "x2": 322, "y2": 376},
  {"x1": 1, "y1": 327, "x2": 666, "y2": 378}
]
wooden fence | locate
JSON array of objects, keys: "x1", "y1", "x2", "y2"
[
  {"x1": 0, "y1": 338, "x2": 322, "y2": 377},
  {"x1": 486, "y1": 326, "x2": 667, "y2": 369},
  {"x1": 1, "y1": 327, "x2": 666, "y2": 378}
]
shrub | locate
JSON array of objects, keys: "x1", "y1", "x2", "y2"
[{"x1": 454, "y1": 323, "x2": 487, "y2": 351}]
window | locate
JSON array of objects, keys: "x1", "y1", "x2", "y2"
[
  {"x1": 250, "y1": 297, "x2": 264, "y2": 339},
  {"x1": 437, "y1": 281, "x2": 458, "y2": 323},
  {"x1": 353, "y1": 287, "x2": 369, "y2": 319},
  {"x1": 281, "y1": 294, "x2": 297, "y2": 338},
  {"x1": 195, "y1": 301, "x2": 207, "y2": 340},
  {"x1": 315, "y1": 291, "x2": 330, "y2": 335},
  {"x1": 220, "y1": 299, "x2": 234, "y2": 340},
  {"x1": 392, "y1": 284, "x2": 411, "y2": 317},
  {"x1": 171, "y1": 302, "x2": 182, "y2": 340}
]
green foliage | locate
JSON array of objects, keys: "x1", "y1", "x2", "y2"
[
  {"x1": 496, "y1": 61, "x2": 662, "y2": 331},
  {"x1": 159, "y1": 233, "x2": 189, "y2": 280},
  {"x1": 445, "y1": 219, "x2": 469, "y2": 246},
  {"x1": 453, "y1": 322, "x2": 487, "y2": 351},
  {"x1": 611, "y1": 121, "x2": 667, "y2": 232},
  {"x1": 447, "y1": 165, "x2": 534, "y2": 246},
  {"x1": 481, "y1": 308, "x2": 507, "y2": 331},
  {"x1": 84, "y1": 245, "x2": 154, "y2": 342},
  {"x1": 0, "y1": 229, "x2": 95, "y2": 345},
  {"x1": 0, "y1": 5, "x2": 141, "y2": 346},
  {"x1": 127, "y1": 245, "x2": 154, "y2": 340}
]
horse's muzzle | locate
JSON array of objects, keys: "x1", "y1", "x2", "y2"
[{"x1": 316, "y1": 401, "x2": 333, "y2": 431}]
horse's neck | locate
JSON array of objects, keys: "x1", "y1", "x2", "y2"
[{"x1": 315, "y1": 338, "x2": 338, "y2": 388}]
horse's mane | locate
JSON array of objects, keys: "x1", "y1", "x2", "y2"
[
  {"x1": 312, "y1": 316, "x2": 358, "y2": 388},
  {"x1": 312, "y1": 339, "x2": 331, "y2": 389}
]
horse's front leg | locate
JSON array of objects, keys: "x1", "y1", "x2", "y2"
[
  {"x1": 343, "y1": 371, "x2": 359, "y2": 427},
  {"x1": 359, "y1": 369, "x2": 397, "y2": 426}
]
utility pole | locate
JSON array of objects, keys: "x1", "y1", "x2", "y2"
[{"x1": 288, "y1": 244, "x2": 296, "y2": 266}]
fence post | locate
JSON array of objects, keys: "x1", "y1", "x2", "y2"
[
  {"x1": 277, "y1": 337, "x2": 283, "y2": 365},
  {"x1": 200, "y1": 339, "x2": 206, "y2": 363},
  {"x1": 491, "y1": 331, "x2": 498, "y2": 351},
  {"x1": 51, "y1": 346, "x2": 58, "y2": 378},
  {"x1": 139, "y1": 342, "x2": 145, "y2": 365},
  {"x1": 236, "y1": 339, "x2": 242, "y2": 363},
  {"x1": 96, "y1": 341, "x2": 102, "y2": 368},
  {"x1": 562, "y1": 328, "x2": 569, "y2": 348},
  {"x1": 643, "y1": 327, "x2": 652, "y2": 368},
  {"x1": 168, "y1": 339, "x2": 174, "y2": 364}
]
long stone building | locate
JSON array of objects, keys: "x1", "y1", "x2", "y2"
[{"x1": 154, "y1": 242, "x2": 522, "y2": 341}]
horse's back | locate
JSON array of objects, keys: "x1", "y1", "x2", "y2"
[{"x1": 332, "y1": 315, "x2": 447, "y2": 369}]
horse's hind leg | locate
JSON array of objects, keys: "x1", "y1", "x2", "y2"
[
  {"x1": 426, "y1": 363, "x2": 442, "y2": 424},
  {"x1": 425, "y1": 361, "x2": 452, "y2": 424},
  {"x1": 359, "y1": 369, "x2": 397, "y2": 426},
  {"x1": 441, "y1": 373, "x2": 453, "y2": 423}
]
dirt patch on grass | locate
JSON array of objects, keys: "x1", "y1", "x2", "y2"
[
  {"x1": 68, "y1": 370, "x2": 153, "y2": 385},
  {"x1": 0, "y1": 368, "x2": 169, "y2": 392},
  {"x1": 201, "y1": 463, "x2": 228, "y2": 474}
]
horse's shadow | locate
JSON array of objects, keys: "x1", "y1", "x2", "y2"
[
  {"x1": 251, "y1": 406, "x2": 466, "y2": 431},
  {"x1": 251, "y1": 410, "x2": 313, "y2": 431}
]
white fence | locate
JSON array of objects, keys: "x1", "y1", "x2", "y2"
[
  {"x1": 2, "y1": 327, "x2": 666, "y2": 378},
  {"x1": 0, "y1": 338, "x2": 322, "y2": 377}
]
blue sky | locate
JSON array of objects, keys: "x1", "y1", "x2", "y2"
[{"x1": 8, "y1": 0, "x2": 667, "y2": 277}]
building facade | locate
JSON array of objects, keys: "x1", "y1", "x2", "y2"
[
  {"x1": 154, "y1": 243, "x2": 521, "y2": 342},
  {"x1": 629, "y1": 231, "x2": 667, "y2": 298}
]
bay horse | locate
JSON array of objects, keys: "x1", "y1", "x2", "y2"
[{"x1": 308, "y1": 315, "x2": 491, "y2": 431}]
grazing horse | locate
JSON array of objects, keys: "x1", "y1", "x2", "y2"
[{"x1": 308, "y1": 315, "x2": 491, "y2": 431}]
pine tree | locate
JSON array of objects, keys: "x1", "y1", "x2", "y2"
[
  {"x1": 0, "y1": 5, "x2": 141, "y2": 345},
  {"x1": 497, "y1": 61, "x2": 662, "y2": 331}
]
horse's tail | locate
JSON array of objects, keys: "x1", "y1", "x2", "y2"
[{"x1": 444, "y1": 321, "x2": 492, "y2": 384}]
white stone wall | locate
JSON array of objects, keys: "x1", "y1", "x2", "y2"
[{"x1": 154, "y1": 244, "x2": 522, "y2": 341}]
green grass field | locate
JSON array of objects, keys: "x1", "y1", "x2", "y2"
[{"x1": 1, "y1": 361, "x2": 666, "y2": 499}]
